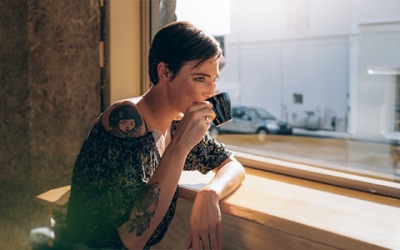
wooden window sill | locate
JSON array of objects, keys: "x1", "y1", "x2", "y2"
[
  {"x1": 177, "y1": 168, "x2": 400, "y2": 249},
  {"x1": 36, "y1": 162, "x2": 400, "y2": 249}
]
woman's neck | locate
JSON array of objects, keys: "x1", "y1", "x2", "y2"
[{"x1": 140, "y1": 87, "x2": 177, "y2": 135}]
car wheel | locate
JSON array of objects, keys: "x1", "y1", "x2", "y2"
[
  {"x1": 208, "y1": 126, "x2": 220, "y2": 138},
  {"x1": 256, "y1": 128, "x2": 268, "y2": 141}
]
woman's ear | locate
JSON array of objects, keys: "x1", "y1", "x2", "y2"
[{"x1": 157, "y1": 62, "x2": 172, "y2": 81}]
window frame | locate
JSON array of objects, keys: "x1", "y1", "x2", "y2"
[
  {"x1": 144, "y1": 0, "x2": 400, "y2": 199},
  {"x1": 233, "y1": 150, "x2": 400, "y2": 199}
]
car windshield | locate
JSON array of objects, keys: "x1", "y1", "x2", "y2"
[{"x1": 254, "y1": 108, "x2": 275, "y2": 120}]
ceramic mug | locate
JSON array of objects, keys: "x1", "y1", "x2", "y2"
[{"x1": 206, "y1": 92, "x2": 232, "y2": 127}]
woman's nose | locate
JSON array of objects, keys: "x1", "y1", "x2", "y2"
[
  {"x1": 204, "y1": 90, "x2": 215, "y2": 100},
  {"x1": 210, "y1": 81, "x2": 217, "y2": 93},
  {"x1": 204, "y1": 81, "x2": 217, "y2": 99}
]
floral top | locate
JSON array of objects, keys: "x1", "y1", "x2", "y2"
[{"x1": 66, "y1": 119, "x2": 231, "y2": 249}]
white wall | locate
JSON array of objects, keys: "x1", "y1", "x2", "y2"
[
  {"x1": 216, "y1": 0, "x2": 400, "y2": 134},
  {"x1": 349, "y1": 21, "x2": 400, "y2": 136}
]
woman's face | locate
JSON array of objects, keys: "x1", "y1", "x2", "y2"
[
  {"x1": 118, "y1": 119, "x2": 135, "y2": 132},
  {"x1": 167, "y1": 58, "x2": 219, "y2": 113}
]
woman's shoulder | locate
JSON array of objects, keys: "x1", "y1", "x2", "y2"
[{"x1": 100, "y1": 98, "x2": 147, "y2": 138}]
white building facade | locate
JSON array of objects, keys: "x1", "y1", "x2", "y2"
[{"x1": 209, "y1": 0, "x2": 400, "y2": 137}]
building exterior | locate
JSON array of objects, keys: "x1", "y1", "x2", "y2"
[{"x1": 206, "y1": 0, "x2": 400, "y2": 137}]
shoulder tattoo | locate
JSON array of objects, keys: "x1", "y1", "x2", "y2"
[{"x1": 108, "y1": 104, "x2": 143, "y2": 138}]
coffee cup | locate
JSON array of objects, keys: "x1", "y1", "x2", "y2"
[{"x1": 206, "y1": 92, "x2": 232, "y2": 127}]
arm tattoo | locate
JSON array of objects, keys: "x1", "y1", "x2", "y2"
[
  {"x1": 127, "y1": 182, "x2": 160, "y2": 236},
  {"x1": 108, "y1": 105, "x2": 143, "y2": 138}
]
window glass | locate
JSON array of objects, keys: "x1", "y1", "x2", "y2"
[{"x1": 160, "y1": 0, "x2": 400, "y2": 184}]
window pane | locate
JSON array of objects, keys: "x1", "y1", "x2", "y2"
[{"x1": 169, "y1": 0, "x2": 400, "y2": 183}]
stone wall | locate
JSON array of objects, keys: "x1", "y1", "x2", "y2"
[{"x1": 0, "y1": 0, "x2": 101, "y2": 248}]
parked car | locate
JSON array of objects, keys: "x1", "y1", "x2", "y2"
[{"x1": 208, "y1": 105, "x2": 292, "y2": 139}]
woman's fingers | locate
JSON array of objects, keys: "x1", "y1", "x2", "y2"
[
  {"x1": 200, "y1": 233, "x2": 211, "y2": 250},
  {"x1": 190, "y1": 235, "x2": 201, "y2": 250},
  {"x1": 185, "y1": 101, "x2": 215, "y2": 122},
  {"x1": 173, "y1": 102, "x2": 216, "y2": 151},
  {"x1": 209, "y1": 227, "x2": 220, "y2": 250},
  {"x1": 189, "y1": 233, "x2": 220, "y2": 250}
]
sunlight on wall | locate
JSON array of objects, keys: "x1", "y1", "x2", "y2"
[{"x1": 110, "y1": 0, "x2": 141, "y2": 104}]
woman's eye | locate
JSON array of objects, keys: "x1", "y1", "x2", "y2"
[{"x1": 194, "y1": 77, "x2": 205, "y2": 82}]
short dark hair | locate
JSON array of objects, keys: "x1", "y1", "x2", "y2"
[{"x1": 148, "y1": 21, "x2": 223, "y2": 85}]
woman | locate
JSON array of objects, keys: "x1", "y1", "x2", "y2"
[{"x1": 65, "y1": 21, "x2": 245, "y2": 250}]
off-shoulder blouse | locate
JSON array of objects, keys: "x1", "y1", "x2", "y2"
[{"x1": 66, "y1": 119, "x2": 231, "y2": 249}]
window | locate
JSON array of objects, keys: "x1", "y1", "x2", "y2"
[
  {"x1": 293, "y1": 93, "x2": 303, "y2": 104},
  {"x1": 153, "y1": 0, "x2": 400, "y2": 197},
  {"x1": 232, "y1": 108, "x2": 245, "y2": 119}
]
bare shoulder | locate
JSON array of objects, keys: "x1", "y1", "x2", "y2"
[{"x1": 101, "y1": 100, "x2": 146, "y2": 138}]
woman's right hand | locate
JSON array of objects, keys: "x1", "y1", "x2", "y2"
[{"x1": 171, "y1": 102, "x2": 215, "y2": 152}]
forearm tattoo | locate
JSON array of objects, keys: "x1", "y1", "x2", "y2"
[
  {"x1": 108, "y1": 105, "x2": 143, "y2": 138},
  {"x1": 127, "y1": 182, "x2": 160, "y2": 236}
]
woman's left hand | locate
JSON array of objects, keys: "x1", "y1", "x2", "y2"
[{"x1": 187, "y1": 188, "x2": 222, "y2": 250}]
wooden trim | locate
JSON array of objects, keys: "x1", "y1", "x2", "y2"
[
  {"x1": 155, "y1": 198, "x2": 338, "y2": 250},
  {"x1": 99, "y1": 41, "x2": 104, "y2": 68},
  {"x1": 233, "y1": 150, "x2": 400, "y2": 199},
  {"x1": 100, "y1": 0, "x2": 110, "y2": 111},
  {"x1": 140, "y1": 0, "x2": 151, "y2": 94},
  {"x1": 177, "y1": 169, "x2": 400, "y2": 250},
  {"x1": 35, "y1": 168, "x2": 400, "y2": 249},
  {"x1": 35, "y1": 185, "x2": 70, "y2": 214}
]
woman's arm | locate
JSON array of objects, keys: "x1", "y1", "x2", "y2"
[
  {"x1": 116, "y1": 102, "x2": 216, "y2": 250},
  {"x1": 188, "y1": 156, "x2": 246, "y2": 250},
  {"x1": 117, "y1": 139, "x2": 190, "y2": 249}
]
